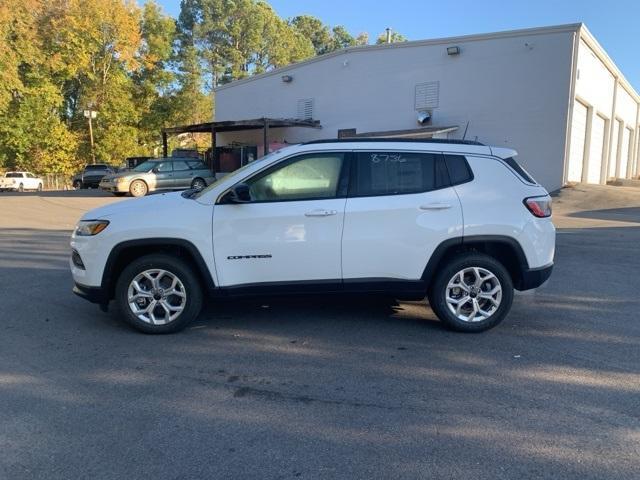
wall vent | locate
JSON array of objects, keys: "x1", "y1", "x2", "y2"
[
  {"x1": 297, "y1": 98, "x2": 314, "y2": 120},
  {"x1": 415, "y1": 81, "x2": 440, "y2": 110}
]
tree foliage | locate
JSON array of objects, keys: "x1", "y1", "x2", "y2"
[{"x1": 0, "y1": 0, "x2": 404, "y2": 173}]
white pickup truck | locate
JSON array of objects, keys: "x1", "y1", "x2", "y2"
[{"x1": 0, "y1": 172, "x2": 43, "y2": 192}]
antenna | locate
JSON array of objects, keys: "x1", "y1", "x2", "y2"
[{"x1": 462, "y1": 120, "x2": 470, "y2": 140}]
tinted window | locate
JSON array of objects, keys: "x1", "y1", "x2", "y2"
[
  {"x1": 85, "y1": 165, "x2": 109, "y2": 172},
  {"x1": 352, "y1": 152, "x2": 447, "y2": 196},
  {"x1": 187, "y1": 161, "x2": 207, "y2": 170},
  {"x1": 247, "y1": 153, "x2": 345, "y2": 202},
  {"x1": 503, "y1": 157, "x2": 536, "y2": 184},
  {"x1": 444, "y1": 155, "x2": 474, "y2": 185},
  {"x1": 6, "y1": 173, "x2": 23, "y2": 178},
  {"x1": 172, "y1": 161, "x2": 190, "y2": 171}
]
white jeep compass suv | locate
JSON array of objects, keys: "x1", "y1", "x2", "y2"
[{"x1": 70, "y1": 139, "x2": 555, "y2": 334}]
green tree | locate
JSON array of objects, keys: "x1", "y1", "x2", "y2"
[
  {"x1": 289, "y1": 15, "x2": 332, "y2": 55},
  {"x1": 376, "y1": 30, "x2": 408, "y2": 44}
]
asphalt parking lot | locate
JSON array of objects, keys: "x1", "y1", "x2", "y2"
[{"x1": 1, "y1": 186, "x2": 639, "y2": 479}]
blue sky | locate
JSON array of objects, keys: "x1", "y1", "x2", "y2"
[{"x1": 153, "y1": 0, "x2": 639, "y2": 90}]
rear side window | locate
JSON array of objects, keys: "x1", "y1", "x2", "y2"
[
  {"x1": 444, "y1": 155, "x2": 474, "y2": 185},
  {"x1": 172, "y1": 161, "x2": 191, "y2": 171},
  {"x1": 6, "y1": 173, "x2": 23, "y2": 178},
  {"x1": 503, "y1": 157, "x2": 536, "y2": 184},
  {"x1": 351, "y1": 152, "x2": 448, "y2": 197},
  {"x1": 187, "y1": 161, "x2": 207, "y2": 170}
]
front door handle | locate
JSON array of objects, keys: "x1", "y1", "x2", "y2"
[
  {"x1": 419, "y1": 203, "x2": 452, "y2": 210},
  {"x1": 305, "y1": 209, "x2": 337, "y2": 217}
]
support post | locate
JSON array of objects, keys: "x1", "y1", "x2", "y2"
[
  {"x1": 263, "y1": 118, "x2": 269, "y2": 157},
  {"x1": 211, "y1": 126, "x2": 219, "y2": 173},
  {"x1": 162, "y1": 132, "x2": 168, "y2": 157}
]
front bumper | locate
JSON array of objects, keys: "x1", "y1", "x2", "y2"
[
  {"x1": 517, "y1": 263, "x2": 553, "y2": 291},
  {"x1": 73, "y1": 282, "x2": 108, "y2": 306},
  {"x1": 99, "y1": 181, "x2": 128, "y2": 193}
]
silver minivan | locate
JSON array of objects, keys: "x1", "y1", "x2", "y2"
[{"x1": 99, "y1": 158, "x2": 216, "y2": 197}]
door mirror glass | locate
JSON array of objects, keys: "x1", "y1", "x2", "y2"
[{"x1": 227, "y1": 183, "x2": 251, "y2": 203}]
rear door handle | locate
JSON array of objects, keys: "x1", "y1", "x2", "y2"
[
  {"x1": 305, "y1": 209, "x2": 337, "y2": 217},
  {"x1": 419, "y1": 203, "x2": 452, "y2": 210}
]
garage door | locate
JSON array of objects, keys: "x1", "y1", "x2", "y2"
[
  {"x1": 619, "y1": 127, "x2": 631, "y2": 178},
  {"x1": 568, "y1": 101, "x2": 588, "y2": 182},
  {"x1": 608, "y1": 120, "x2": 620, "y2": 178},
  {"x1": 587, "y1": 115, "x2": 606, "y2": 184}
]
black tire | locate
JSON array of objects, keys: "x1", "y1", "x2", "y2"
[
  {"x1": 129, "y1": 179, "x2": 148, "y2": 197},
  {"x1": 73, "y1": 180, "x2": 82, "y2": 190},
  {"x1": 115, "y1": 254, "x2": 203, "y2": 334},
  {"x1": 428, "y1": 253, "x2": 514, "y2": 333},
  {"x1": 191, "y1": 177, "x2": 206, "y2": 190}
]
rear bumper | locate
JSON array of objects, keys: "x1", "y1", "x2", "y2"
[{"x1": 517, "y1": 263, "x2": 553, "y2": 291}]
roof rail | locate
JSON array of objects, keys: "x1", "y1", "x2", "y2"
[{"x1": 303, "y1": 138, "x2": 485, "y2": 146}]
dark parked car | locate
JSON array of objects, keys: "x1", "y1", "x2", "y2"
[{"x1": 74, "y1": 164, "x2": 115, "y2": 189}]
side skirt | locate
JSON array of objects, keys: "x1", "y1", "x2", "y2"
[{"x1": 211, "y1": 278, "x2": 427, "y2": 300}]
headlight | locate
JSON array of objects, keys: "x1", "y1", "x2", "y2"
[{"x1": 75, "y1": 220, "x2": 110, "y2": 236}]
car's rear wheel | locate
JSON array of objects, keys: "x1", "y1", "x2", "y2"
[
  {"x1": 428, "y1": 253, "x2": 513, "y2": 332},
  {"x1": 191, "y1": 177, "x2": 206, "y2": 190},
  {"x1": 115, "y1": 254, "x2": 203, "y2": 334},
  {"x1": 37, "y1": 183, "x2": 43, "y2": 192},
  {"x1": 18, "y1": 183, "x2": 24, "y2": 192},
  {"x1": 129, "y1": 179, "x2": 148, "y2": 197},
  {"x1": 73, "y1": 180, "x2": 82, "y2": 190}
]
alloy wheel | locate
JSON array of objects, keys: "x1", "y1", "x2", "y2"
[
  {"x1": 445, "y1": 267, "x2": 502, "y2": 322},
  {"x1": 127, "y1": 269, "x2": 187, "y2": 325},
  {"x1": 191, "y1": 178, "x2": 206, "y2": 190}
]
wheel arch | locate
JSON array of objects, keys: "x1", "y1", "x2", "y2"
[
  {"x1": 102, "y1": 238, "x2": 215, "y2": 300},
  {"x1": 422, "y1": 235, "x2": 530, "y2": 291}
]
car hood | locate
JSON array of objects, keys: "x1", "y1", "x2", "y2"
[{"x1": 81, "y1": 191, "x2": 187, "y2": 220}]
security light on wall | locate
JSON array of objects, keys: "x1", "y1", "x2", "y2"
[
  {"x1": 417, "y1": 111, "x2": 431, "y2": 125},
  {"x1": 447, "y1": 46, "x2": 460, "y2": 55},
  {"x1": 281, "y1": 75, "x2": 293, "y2": 83}
]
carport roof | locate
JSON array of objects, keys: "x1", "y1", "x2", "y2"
[{"x1": 162, "y1": 117, "x2": 321, "y2": 134}]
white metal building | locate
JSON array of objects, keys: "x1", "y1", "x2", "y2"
[{"x1": 213, "y1": 23, "x2": 639, "y2": 192}]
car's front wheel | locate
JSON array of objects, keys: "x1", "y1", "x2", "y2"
[
  {"x1": 428, "y1": 253, "x2": 513, "y2": 332},
  {"x1": 115, "y1": 254, "x2": 203, "y2": 334},
  {"x1": 191, "y1": 177, "x2": 206, "y2": 190},
  {"x1": 129, "y1": 179, "x2": 148, "y2": 197}
]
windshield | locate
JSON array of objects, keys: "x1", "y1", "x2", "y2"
[
  {"x1": 192, "y1": 148, "x2": 292, "y2": 199},
  {"x1": 132, "y1": 160, "x2": 160, "y2": 172}
]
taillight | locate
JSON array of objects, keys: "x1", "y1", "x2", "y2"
[{"x1": 524, "y1": 196, "x2": 552, "y2": 218}]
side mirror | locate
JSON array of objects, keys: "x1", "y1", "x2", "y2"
[{"x1": 226, "y1": 183, "x2": 251, "y2": 203}]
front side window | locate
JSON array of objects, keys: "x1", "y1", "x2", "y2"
[
  {"x1": 352, "y1": 151, "x2": 447, "y2": 197},
  {"x1": 246, "y1": 153, "x2": 345, "y2": 202},
  {"x1": 154, "y1": 162, "x2": 172, "y2": 173}
]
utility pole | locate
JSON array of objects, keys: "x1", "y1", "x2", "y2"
[
  {"x1": 385, "y1": 27, "x2": 392, "y2": 44},
  {"x1": 83, "y1": 108, "x2": 98, "y2": 164}
]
